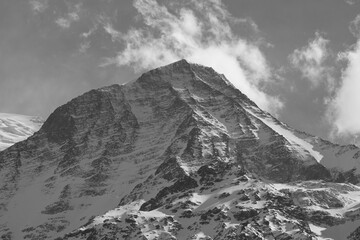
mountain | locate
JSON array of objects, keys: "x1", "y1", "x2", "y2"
[
  {"x1": 0, "y1": 113, "x2": 43, "y2": 151},
  {"x1": 2, "y1": 60, "x2": 360, "y2": 239}
]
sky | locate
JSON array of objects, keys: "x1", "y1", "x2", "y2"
[{"x1": 0, "y1": 0, "x2": 360, "y2": 145}]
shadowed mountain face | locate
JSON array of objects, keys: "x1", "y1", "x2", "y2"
[{"x1": 1, "y1": 60, "x2": 360, "y2": 239}]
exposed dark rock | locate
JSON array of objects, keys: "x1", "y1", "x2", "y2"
[{"x1": 140, "y1": 176, "x2": 198, "y2": 211}]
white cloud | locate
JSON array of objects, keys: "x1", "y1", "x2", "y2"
[
  {"x1": 29, "y1": 0, "x2": 48, "y2": 14},
  {"x1": 327, "y1": 15, "x2": 360, "y2": 140},
  {"x1": 350, "y1": 14, "x2": 360, "y2": 38},
  {"x1": 79, "y1": 41, "x2": 90, "y2": 53},
  {"x1": 102, "y1": 0, "x2": 283, "y2": 113},
  {"x1": 93, "y1": 14, "x2": 122, "y2": 42},
  {"x1": 55, "y1": 18, "x2": 71, "y2": 29},
  {"x1": 81, "y1": 25, "x2": 98, "y2": 39},
  {"x1": 344, "y1": 0, "x2": 359, "y2": 5},
  {"x1": 55, "y1": 3, "x2": 82, "y2": 29},
  {"x1": 103, "y1": 23, "x2": 121, "y2": 42},
  {"x1": 289, "y1": 32, "x2": 334, "y2": 90},
  {"x1": 328, "y1": 40, "x2": 360, "y2": 137},
  {"x1": 68, "y1": 12, "x2": 80, "y2": 22}
]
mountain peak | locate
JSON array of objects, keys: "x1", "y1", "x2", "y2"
[
  {"x1": 131, "y1": 59, "x2": 255, "y2": 109},
  {"x1": 159, "y1": 58, "x2": 191, "y2": 69},
  {"x1": 2, "y1": 61, "x2": 360, "y2": 239}
]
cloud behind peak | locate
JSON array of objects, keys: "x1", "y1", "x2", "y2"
[{"x1": 103, "y1": 0, "x2": 283, "y2": 113}]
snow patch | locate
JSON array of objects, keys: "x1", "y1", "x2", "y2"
[
  {"x1": 246, "y1": 107, "x2": 323, "y2": 162},
  {"x1": 0, "y1": 113, "x2": 43, "y2": 151}
]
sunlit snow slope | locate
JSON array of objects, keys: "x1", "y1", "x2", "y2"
[{"x1": 0, "y1": 113, "x2": 43, "y2": 151}]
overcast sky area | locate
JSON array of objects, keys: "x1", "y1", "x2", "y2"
[{"x1": 1, "y1": 0, "x2": 360, "y2": 145}]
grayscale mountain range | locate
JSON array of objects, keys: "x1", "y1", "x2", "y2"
[{"x1": 2, "y1": 60, "x2": 360, "y2": 239}]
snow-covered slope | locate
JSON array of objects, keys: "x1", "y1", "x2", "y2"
[
  {"x1": 2, "y1": 60, "x2": 360, "y2": 239},
  {"x1": 66, "y1": 175, "x2": 360, "y2": 240},
  {"x1": 246, "y1": 105, "x2": 360, "y2": 176},
  {"x1": 0, "y1": 113, "x2": 43, "y2": 151}
]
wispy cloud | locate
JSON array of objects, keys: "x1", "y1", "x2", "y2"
[
  {"x1": 289, "y1": 32, "x2": 334, "y2": 90},
  {"x1": 29, "y1": 0, "x2": 48, "y2": 14},
  {"x1": 101, "y1": 0, "x2": 283, "y2": 113},
  {"x1": 97, "y1": 15, "x2": 121, "y2": 42},
  {"x1": 55, "y1": 2, "x2": 82, "y2": 29},
  {"x1": 344, "y1": 0, "x2": 359, "y2": 5},
  {"x1": 55, "y1": 18, "x2": 71, "y2": 29},
  {"x1": 79, "y1": 41, "x2": 90, "y2": 53},
  {"x1": 350, "y1": 14, "x2": 360, "y2": 38},
  {"x1": 81, "y1": 24, "x2": 98, "y2": 39}
]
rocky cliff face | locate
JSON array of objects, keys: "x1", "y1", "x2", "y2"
[{"x1": 1, "y1": 60, "x2": 360, "y2": 239}]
